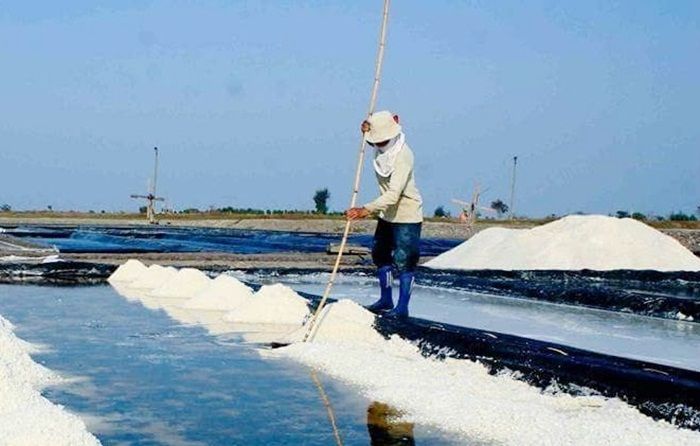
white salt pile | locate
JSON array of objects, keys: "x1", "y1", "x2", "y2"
[
  {"x1": 129, "y1": 264, "x2": 178, "y2": 289},
  {"x1": 223, "y1": 283, "x2": 310, "y2": 325},
  {"x1": 283, "y1": 299, "x2": 387, "y2": 346},
  {"x1": 150, "y1": 268, "x2": 211, "y2": 299},
  {"x1": 107, "y1": 259, "x2": 148, "y2": 283},
  {"x1": 0, "y1": 315, "x2": 101, "y2": 446},
  {"x1": 181, "y1": 275, "x2": 254, "y2": 311},
  {"x1": 426, "y1": 215, "x2": 700, "y2": 271},
  {"x1": 108, "y1": 262, "x2": 308, "y2": 326}
]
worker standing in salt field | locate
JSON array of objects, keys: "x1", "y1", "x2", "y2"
[{"x1": 346, "y1": 111, "x2": 423, "y2": 318}]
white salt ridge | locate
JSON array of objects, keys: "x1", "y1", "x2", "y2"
[
  {"x1": 426, "y1": 215, "x2": 700, "y2": 271},
  {"x1": 181, "y1": 275, "x2": 254, "y2": 310},
  {"x1": 108, "y1": 259, "x2": 148, "y2": 283},
  {"x1": 129, "y1": 264, "x2": 178, "y2": 290},
  {"x1": 110, "y1": 263, "x2": 306, "y2": 326},
  {"x1": 0, "y1": 315, "x2": 100, "y2": 446},
  {"x1": 278, "y1": 341, "x2": 699, "y2": 446},
  {"x1": 223, "y1": 283, "x2": 310, "y2": 325},
  {"x1": 150, "y1": 268, "x2": 211, "y2": 299},
  {"x1": 268, "y1": 301, "x2": 699, "y2": 445}
]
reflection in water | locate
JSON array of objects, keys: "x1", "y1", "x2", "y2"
[
  {"x1": 367, "y1": 402, "x2": 416, "y2": 445},
  {"x1": 310, "y1": 370, "x2": 343, "y2": 446}
]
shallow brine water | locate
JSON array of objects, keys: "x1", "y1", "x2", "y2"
[
  {"x1": 4, "y1": 225, "x2": 459, "y2": 256},
  {"x1": 0, "y1": 284, "x2": 456, "y2": 445}
]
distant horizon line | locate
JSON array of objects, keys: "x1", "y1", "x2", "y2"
[{"x1": 0, "y1": 207, "x2": 698, "y2": 222}]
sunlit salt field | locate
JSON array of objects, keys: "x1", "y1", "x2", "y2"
[
  {"x1": 0, "y1": 284, "x2": 456, "y2": 445},
  {"x1": 2, "y1": 222, "x2": 700, "y2": 444},
  {"x1": 2, "y1": 268, "x2": 700, "y2": 444},
  {"x1": 3, "y1": 0, "x2": 700, "y2": 443}
]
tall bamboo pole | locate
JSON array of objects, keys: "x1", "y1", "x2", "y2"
[{"x1": 303, "y1": 0, "x2": 391, "y2": 342}]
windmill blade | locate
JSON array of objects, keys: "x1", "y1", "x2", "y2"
[
  {"x1": 153, "y1": 197, "x2": 165, "y2": 202},
  {"x1": 451, "y1": 199, "x2": 470, "y2": 207},
  {"x1": 131, "y1": 194, "x2": 149, "y2": 199}
]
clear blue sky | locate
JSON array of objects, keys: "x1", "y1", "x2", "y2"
[{"x1": 1, "y1": 1, "x2": 698, "y2": 217}]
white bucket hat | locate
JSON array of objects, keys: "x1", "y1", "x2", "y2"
[{"x1": 365, "y1": 110, "x2": 402, "y2": 144}]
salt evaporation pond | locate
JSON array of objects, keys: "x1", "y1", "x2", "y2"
[
  {"x1": 3, "y1": 225, "x2": 458, "y2": 256},
  {"x1": 0, "y1": 284, "x2": 455, "y2": 445}
]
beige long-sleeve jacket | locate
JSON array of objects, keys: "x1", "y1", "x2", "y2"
[{"x1": 364, "y1": 144, "x2": 424, "y2": 223}]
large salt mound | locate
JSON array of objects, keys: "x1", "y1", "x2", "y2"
[
  {"x1": 223, "y1": 283, "x2": 310, "y2": 325},
  {"x1": 129, "y1": 264, "x2": 178, "y2": 290},
  {"x1": 108, "y1": 259, "x2": 148, "y2": 283},
  {"x1": 181, "y1": 275, "x2": 254, "y2": 310},
  {"x1": 426, "y1": 215, "x2": 700, "y2": 272},
  {"x1": 150, "y1": 268, "x2": 211, "y2": 299}
]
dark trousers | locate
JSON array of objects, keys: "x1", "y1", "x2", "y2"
[{"x1": 371, "y1": 219, "x2": 422, "y2": 274}]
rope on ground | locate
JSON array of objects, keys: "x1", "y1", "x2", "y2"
[{"x1": 303, "y1": 0, "x2": 391, "y2": 343}]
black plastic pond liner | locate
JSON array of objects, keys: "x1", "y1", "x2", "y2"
[
  {"x1": 419, "y1": 268, "x2": 700, "y2": 322},
  {"x1": 0, "y1": 262, "x2": 116, "y2": 285}
]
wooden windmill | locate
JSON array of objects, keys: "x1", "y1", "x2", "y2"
[
  {"x1": 451, "y1": 183, "x2": 494, "y2": 229},
  {"x1": 131, "y1": 147, "x2": 165, "y2": 224}
]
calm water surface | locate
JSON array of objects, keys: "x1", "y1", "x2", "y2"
[{"x1": 0, "y1": 284, "x2": 456, "y2": 445}]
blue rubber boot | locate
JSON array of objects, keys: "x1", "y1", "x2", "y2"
[
  {"x1": 366, "y1": 266, "x2": 393, "y2": 312},
  {"x1": 387, "y1": 272, "x2": 413, "y2": 318}
]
